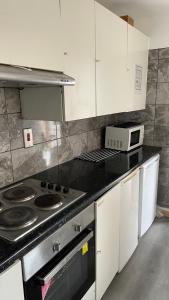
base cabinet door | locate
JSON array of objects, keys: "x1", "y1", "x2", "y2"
[
  {"x1": 0, "y1": 260, "x2": 24, "y2": 300},
  {"x1": 96, "y1": 183, "x2": 121, "y2": 300},
  {"x1": 119, "y1": 169, "x2": 140, "y2": 272},
  {"x1": 127, "y1": 25, "x2": 149, "y2": 111}
]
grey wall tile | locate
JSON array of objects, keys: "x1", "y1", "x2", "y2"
[
  {"x1": 12, "y1": 140, "x2": 58, "y2": 181},
  {"x1": 0, "y1": 152, "x2": 13, "y2": 187},
  {"x1": 159, "y1": 147, "x2": 169, "y2": 168},
  {"x1": 157, "y1": 185, "x2": 169, "y2": 207},
  {"x1": 0, "y1": 89, "x2": 6, "y2": 114},
  {"x1": 158, "y1": 59, "x2": 169, "y2": 82},
  {"x1": 67, "y1": 117, "x2": 99, "y2": 136},
  {"x1": 69, "y1": 133, "x2": 88, "y2": 158},
  {"x1": 23, "y1": 119, "x2": 57, "y2": 144},
  {"x1": 57, "y1": 137, "x2": 73, "y2": 164},
  {"x1": 8, "y1": 113, "x2": 57, "y2": 150},
  {"x1": 87, "y1": 129, "x2": 103, "y2": 152},
  {"x1": 146, "y1": 83, "x2": 157, "y2": 105},
  {"x1": 147, "y1": 60, "x2": 158, "y2": 83},
  {"x1": 159, "y1": 48, "x2": 169, "y2": 59},
  {"x1": 155, "y1": 105, "x2": 169, "y2": 126},
  {"x1": 0, "y1": 115, "x2": 9, "y2": 132},
  {"x1": 5, "y1": 88, "x2": 20, "y2": 113},
  {"x1": 156, "y1": 83, "x2": 169, "y2": 104},
  {"x1": 154, "y1": 126, "x2": 169, "y2": 147},
  {"x1": 143, "y1": 125, "x2": 154, "y2": 146},
  {"x1": 158, "y1": 167, "x2": 169, "y2": 187},
  {"x1": 148, "y1": 49, "x2": 158, "y2": 61},
  {"x1": 8, "y1": 113, "x2": 24, "y2": 150},
  {"x1": 56, "y1": 122, "x2": 68, "y2": 139},
  {"x1": 0, "y1": 131, "x2": 10, "y2": 153}
]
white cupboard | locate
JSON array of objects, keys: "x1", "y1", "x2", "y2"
[
  {"x1": 0, "y1": 260, "x2": 25, "y2": 300},
  {"x1": 127, "y1": 25, "x2": 149, "y2": 111},
  {"x1": 95, "y1": 183, "x2": 121, "y2": 300},
  {"x1": 95, "y1": 2, "x2": 128, "y2": 116},
  {"x1": 61, "y1": 0, "x2": 96, "y2": 121},
  {"x1": 0, "y1": 0, "x2": 63, "y2": 71},
  {"x1": 119, "y1": 169, "x2": 140, "y2": 272}
]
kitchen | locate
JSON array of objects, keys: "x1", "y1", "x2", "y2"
[{"x1": 0, "y1": 0, "x2": 168, "y2": 300}]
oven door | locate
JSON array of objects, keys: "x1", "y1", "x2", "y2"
[{"x1": 24, "y1": 224, "x2": 95, "y2": 300}]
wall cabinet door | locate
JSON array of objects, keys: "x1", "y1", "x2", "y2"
[
  {"x1": 0, "y1": 0, "x2": 63, "y2": 71},
  {"x1": 0, "y1": 260, "x2": 24, "y2": 300},
  {"x1": 127, "y1": 25, "x2": 149, "y2": 111},
  {"x1": 95, "y1": 2, "x2": 128, "y2": 116},
  {"x1": 96, "y1": 183, "x2": 121, "y2": 300},
  {"x1": 119, "y1": 169, "x2": 140, "y2": 272},
  {"x1": 61, "y1": 0, "x2": 96, "y2": 121}
]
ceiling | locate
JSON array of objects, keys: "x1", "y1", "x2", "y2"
[{"x1": 97, "y1": 0, "x2": 169, "y2": 18}]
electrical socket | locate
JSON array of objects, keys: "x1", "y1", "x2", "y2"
[{"x1": 23, "y1": 128, "x2": 33, "y2": 148}]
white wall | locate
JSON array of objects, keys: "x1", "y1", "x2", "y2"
[
  {"x1": 134, "y1": 16, "x2": 169, "y2": 49},
  {"x1": 97, "y1": 0, "x2": 169, "y2": 50}
]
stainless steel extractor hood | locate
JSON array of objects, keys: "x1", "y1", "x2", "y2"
[{"x1": 0, "y1": 64, "x2": 75, "y2": 87}]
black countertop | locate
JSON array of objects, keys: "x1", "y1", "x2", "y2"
[{"x1": 0, "y1": 146, "x2": 161, "y2": 273}]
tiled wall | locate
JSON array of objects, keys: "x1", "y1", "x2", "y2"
[
  {"x1": 147, "y1": 47, "x2": 169, "y2": 207},
  {"x1": 0, "y1": 87, "x2": 153, "y2": 189}
]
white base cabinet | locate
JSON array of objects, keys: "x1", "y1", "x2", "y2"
[
  {"x1": 96, "y1": 183, "x2": 121, "y2": 300},
  {"x1": 0, "y1": 260, "x2": 25, "y2": 300},
  {"x1": 139, "y1": 155, "x2": 159, "y2": 237},
  {"x1": 119, "y1": 169, "x2": 140, "y2": 272}
]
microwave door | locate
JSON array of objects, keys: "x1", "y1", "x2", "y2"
[{"x1": 130, "y1": 130, "x2": 140, "y2": 147}]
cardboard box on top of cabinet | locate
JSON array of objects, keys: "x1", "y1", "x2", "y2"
[{"x1": 121, "y1": 15, "x2": 134, "y2": 26}]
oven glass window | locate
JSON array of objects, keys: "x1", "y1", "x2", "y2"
[
  {"x1": 25, "y1": 227, "x2": 95, "y2": 300},
  {"x1": 130, "y1": 130, "x2": 140, "y2": 147}
]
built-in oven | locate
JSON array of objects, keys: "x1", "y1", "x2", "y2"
[{"x1": 23, "y1": 203, "x2": 95, "y2": 300}]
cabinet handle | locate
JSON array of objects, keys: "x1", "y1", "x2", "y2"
[
  {"x1": 97, "y1": 250, "x2": 102, "y2": 254},
  {"x1": 96, "y1": 59, "x2": 100, "y2": 63},
  {"x1": 122, "y1": 169, "x2": 139, "y2": 184}
]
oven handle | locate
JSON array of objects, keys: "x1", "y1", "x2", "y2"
[{"x1": 36, "y1": 230, "x2": 94, "y2": 285}]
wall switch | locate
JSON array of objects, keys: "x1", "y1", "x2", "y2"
[{"x1": 23, "y1": 128, "x2": 33, "y2": 148}]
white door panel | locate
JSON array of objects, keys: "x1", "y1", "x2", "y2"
[
  {"x1": 61, "y1": 0, "x2": 96, "y2": 121},
  {"x1": 119, "y1": 169, "x2": 139, "y2": 272},
  {"x1": 96, "y1": 183, "x2": 120, "y2": 300}
]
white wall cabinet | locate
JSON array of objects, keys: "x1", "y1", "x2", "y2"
[
  {"x1": 127, "y1": 25, "x2": 149, "y2": 111},
  {"x1": 0, "y1": 260, "x2": 25, "y2": 300},
  {"x1": 61, "y1": 0, "x2": 96, "y2": 121},
  {"x1": 95, "y1": 183, "x2": 121, "y2": 300},
  {"x1": 119, "y1": 169, "x2": 140, "y2": 272},
  {"x1": 95, "y1": 2, "x2": 128, "y2": 116},
  {"x1": 0, "y1": 0, "x2": 63, "y2": 72}
]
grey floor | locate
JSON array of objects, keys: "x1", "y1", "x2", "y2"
[{"x1": 102, "y1": 218, "x2": 169, "y2": 300}]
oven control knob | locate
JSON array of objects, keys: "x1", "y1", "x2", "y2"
[
  {"x1": 63, "y1": 187, "x2": 69, "y2": 194},
  {"x1": 55, "y1": 185, "x2": 61, "y2": 192},
  {"x1": 48, "y1": 183, "x2": 54, "y2": 190},
  {"x1": 41, "y1": 181, "x2": 47, "y2": 188},
  {"x1": 74, "y1": 224, "x2": 82, "y2": 233},
  {"x1": 53, "y1": 242, "x2": 60, "y2": 253}
]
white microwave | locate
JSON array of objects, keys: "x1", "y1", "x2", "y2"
[{"x1": 105, "y1": 122, "x2": 144, "y2": 152}]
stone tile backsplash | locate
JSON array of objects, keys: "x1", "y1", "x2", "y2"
[
  {"x1": 0, "y1": 87, "x2": 150, "y2": 188},
  {"x1": 146, "y1": 47, "x2": 169, "y2": 207}
]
